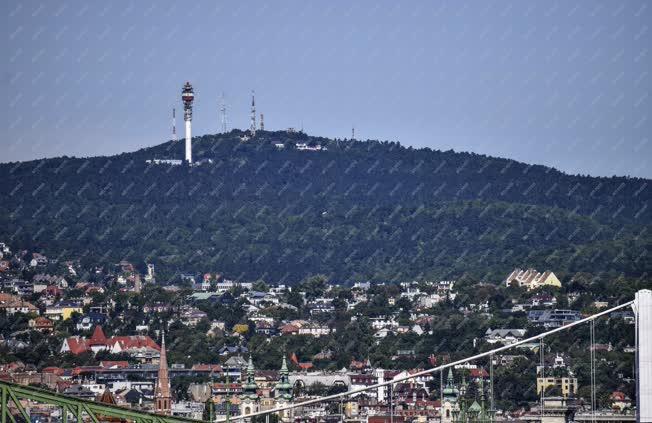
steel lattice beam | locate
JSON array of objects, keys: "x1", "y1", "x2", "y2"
[{"x1": 0, "y1": 381, "x2": 203, "y2": 423}]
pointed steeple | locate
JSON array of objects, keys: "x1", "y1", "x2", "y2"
[
  {"x1": 89, "y1": 326, "x2": 108, "y2": 346},
  {"x1": 275, "y1": 354, "x2": 293, "y2": 401},
  {"x1": 443, "y1": 367, "x2": 459, "y2": 401},
  {"x1": 155, "y1": 332, "x2": 172, "y2": 415},
  {"x1": 241, "y1": 355, "x2": 259, "y2": 400}
]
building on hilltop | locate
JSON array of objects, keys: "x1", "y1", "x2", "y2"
[{"x1": 505, "y1": 268, "x2": 561, "y2": 291}]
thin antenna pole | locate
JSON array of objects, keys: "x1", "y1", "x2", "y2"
[
  {"x1": 539, "y1": 338, "x2": 544, "y2": 420},
  {"x1": 389, "y1": 382, "x2": 393, "y2": 423},
  {"x1": 172, "y1": 108, "x2": 177, "y2": 141},
  {"x1": 490, "y1": 354, "x2": 494, "y2": 414},
  {"x1": 220, "y1": 93, "x2": 227, "y2": 133},
  {"x1": 439, "y1": 370, "x2": 443, "y2": 423}
]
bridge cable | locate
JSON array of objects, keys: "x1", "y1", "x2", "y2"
[{"x1": 217, "y1": 300, "x2": 634, "y2": 422}]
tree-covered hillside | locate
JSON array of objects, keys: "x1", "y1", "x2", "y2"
[{"x1": 1, "y1": 130, "x2": 650, "y2": 283}]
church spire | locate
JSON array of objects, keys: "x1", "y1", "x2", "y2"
[
  {"x1": 443, "y1": 367, "x2": 459, "y2": 401},
  {"x1": 155, "y1": 332, "x2": 172, "y2": 415},
  {"x1": 275, "y1": 354, "x2": 293, "y2": 401},
  {"x1": 242, "y1": 355, "x2": 259, "y2": 400}
]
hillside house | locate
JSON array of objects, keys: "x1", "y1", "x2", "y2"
[
  {"x1": 60, "y1": 326, "x2": 161, "y2": 362},
  {"x1": 485, "y1": 328, "x2": 527, "y2": 345},
  {"x1": 505, "y1": 268, "x2": 561, "y2": 290}
]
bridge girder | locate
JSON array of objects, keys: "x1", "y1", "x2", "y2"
[{"x1": 0, "y1": 381, "x2": 203, "y2": 423}]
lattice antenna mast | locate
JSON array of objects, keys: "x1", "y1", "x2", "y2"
[
  {"x1": 220, "y1": 92, "x2": 228, "y2": 133},
  {"x1": 250, "y1": 90, "x2": 256, "y2": 135}
]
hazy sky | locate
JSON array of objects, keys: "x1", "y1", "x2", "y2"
[{"x1": 4, "y1": 0, "x2": 651, "y2": 177}]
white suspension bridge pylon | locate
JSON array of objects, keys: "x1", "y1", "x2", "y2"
[{"x1": 218, "y1": 289, "x2": 652, "y2": 423}]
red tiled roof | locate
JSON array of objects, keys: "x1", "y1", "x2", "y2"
[
  {"x1": 99, "y1": 361, "x2": 129, "y2": 369},
  {"x1": 192, "y1": 364, "x2": 222, "y2": 372},
  {"x1": 89, "y1": 326, "x2": 108, "y2": 345},
  {"x1": 63, "y1": 326, "x2": 160, "y2": 355},
  {"x1": 610, "y1": 391, "x2": 629, "y2": 401},
  {"x1": 350, "y1": 360, "x2": 367, "y2": 369},
  {"x1": 33, "y1": 317, "x2": 53, "y2": 327},
  {"x1": 280, "y1": 324, "x2": 299, "y2": 334},
  {"x1": 470, "y1": 368, "x2": 489, "y2": 378},
  {"x1": 110, "y1": 335, "x2": 160, "y2": 351},
  {"x1": 64, "y1": 337, "x2": 89, "y2": 355}
]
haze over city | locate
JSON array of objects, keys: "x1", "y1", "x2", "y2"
[
  {"x1": 2, "y1": 1, "x2": 652, "y2": 422},
  {"x1": 4, "y1": 0, "x2": 651, "y2": 177}
]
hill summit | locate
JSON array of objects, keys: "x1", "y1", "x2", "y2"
[{"x1": 1, "y1": 130, "x2": 650, "y2": 283}]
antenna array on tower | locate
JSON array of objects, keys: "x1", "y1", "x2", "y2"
[
  {"x1": 220, "y1": 93, "x2": 228, "y2": 133},
  {"x1": 250, "y1": 90, "x2": 257, "y2": 135}
]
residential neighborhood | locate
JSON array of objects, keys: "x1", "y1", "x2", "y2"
[{"x1": 0, "y1": 242, "x2": 638, "y2": 421}]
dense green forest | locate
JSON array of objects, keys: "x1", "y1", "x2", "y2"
[{"x1": 1, "y1": 130, "x2": 650, "y2": 283}]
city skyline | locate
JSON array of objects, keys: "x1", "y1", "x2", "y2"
[{"x1": 4, "y1": 0, "x2": 651, "y2": 178}]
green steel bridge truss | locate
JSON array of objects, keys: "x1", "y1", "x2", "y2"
[{"x1": 0, "y1": 381, "x2": 203, "y2": 423}]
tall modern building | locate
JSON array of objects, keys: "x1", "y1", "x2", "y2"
[{"x1": 155, "y1": 334, "x2": 172, "y2": 415}]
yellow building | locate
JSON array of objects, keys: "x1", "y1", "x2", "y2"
[
  {"x1": 45, "y1": 302, "x2": 83, "y2": 320},
  {"x1": 536, "y1": 376, "x2": 577, "y2": 397}
]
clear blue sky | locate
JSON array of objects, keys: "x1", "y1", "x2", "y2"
[{"x1": 4, "y1": 0, "x2": 650, "y2": 177}]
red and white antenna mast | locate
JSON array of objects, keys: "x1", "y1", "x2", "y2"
[{"x1": 250, "y1": 90, "x2": 256, "y2": 135}]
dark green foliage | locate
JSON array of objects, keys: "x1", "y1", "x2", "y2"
[{"x1": 0, "y1": 130, "x2": 649, "y2": 283}]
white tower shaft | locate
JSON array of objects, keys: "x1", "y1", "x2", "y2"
[
  {"x1": 185, "y1": 120, "x2": 192, "y2": 164},
  {"x1": 636, "y1": 289, "x2": 652, "y2": 422},
  {"x1": 181, "y1": 82, "x2": 194, "y2": 164}
]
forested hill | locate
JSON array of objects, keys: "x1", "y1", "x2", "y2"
[{"x1": 1, "y1": 130, "x2": 650, "y2": 283}]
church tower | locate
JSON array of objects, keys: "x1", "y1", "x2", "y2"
[
  {"x1": 274, "y1": 355, "x2": 293, "y2": 421},
  {"x1": 441, "y1": 368, "x2": 460, "y2": 423},
  {"x1": 155, "y1": 333, "x2": 172, "y2": 415},
  {"x1": 240, "y1": 356, "x2": 260, "y2": 416}
]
